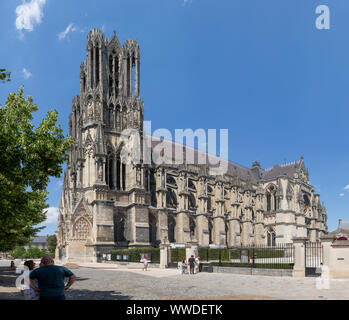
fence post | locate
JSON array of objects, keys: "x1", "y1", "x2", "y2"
[
  {"x1": 186, "y1": 241, "x2": 198, "y2": 261},
  {"x1": 292, "y1": 237, "x2": 308, "y2": 277},
  {"x1": 160, "y1": 242, "x2": 170, "y2": 269},
  {"x1": 320, "y1": 234, "x2": 336, "y2": 275}
]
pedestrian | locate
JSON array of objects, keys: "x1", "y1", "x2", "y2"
[
  {"x1": 141, "y1": 257, "x2": 149, "y2": 271},
  {"x1": 29, "y1": 256, "x2": 76, "y2": 300},
  {"x1": 188, "y1": 255, "x2": 196, "y2": 274},
  {"x1": 181, "y1": 257, "x2": 188, "y2": 275},
  {"x1": 195, "y1": 256, "x2": 201, "y2": 273},
  {"x1": 23, "y1": 260, "x2": 40, "y2": 300},
  {"x1": 10, "y1": 261, "x2": 15, "y2": 270}
]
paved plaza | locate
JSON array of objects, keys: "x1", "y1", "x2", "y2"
[{"x1": 1, "y1": 262, "x2": 349, "y2": 300}]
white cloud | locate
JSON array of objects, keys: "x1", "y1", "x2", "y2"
[
  {"x1": 339, "y1": 193, "x2": 345, "y2": 197},
  {"x1": 58, "y1": 23, "x2": 78, "y2": 40},
  {"x1": 44, "y1": 207, "x2": 59, "y2": 223},
  {"x1": 344, "y1": 185, "x2": 349, "y2": 190},
  {"x1": 22, "y1": 68, "x2": 32, "y2": 79},
  {"x1": 183, "y1": 0, "x2": 193, "y2": 5},
  {"x1": 15, "y1": 0, "x2": 46, "y2": 33}
]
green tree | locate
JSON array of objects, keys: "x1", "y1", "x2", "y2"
[
  {"x1": 25, "y1": 247, "x2": 46, "y2": 259},
  {"x1": 46, "y1": 234, "x2": 57, "y2": 253},
  {"x1": 0, "y1": 69, "x2": 11, "y2": 82},
  {"x1": 0, "y1": 86, "x2": 73, "y2": 252}
]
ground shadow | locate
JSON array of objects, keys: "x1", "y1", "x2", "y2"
[
  {"x1": 66, "y1": 289, "x2": 132, "y2": 300},
  {"x1": 0, "y1": 267, "x2": 19, "y2": 288}
]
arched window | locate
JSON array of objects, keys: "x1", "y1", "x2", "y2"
[
  {"x1": 90, "y1": 48, "x2": 94, "y2": 88},
  {"x1": 208, "y1": 220, "x2": 213, "y2": 244},
  {"x1": 266, "y1": 185, "x2": 277, "y2": 211},
  {"x1": 127, "y1": 54, "x2": 131, "y2": 96},
  {"x1": 189, "y1": 217, "x2": 196, "y2": 239},
  {"x1": 122, "y1": 163, "x2": 126, "y2": 190},
  {"x1": 267, "y1": 194, "x2": 271, "y2": 211},
  {"x1": 132, "y1": 55, "x2": 136, "y2": 96},
  {"x1": 95, "y1": 47, "x2": 100, "y2": 86},
  {"x1": 207, "y1": 196, "x2": 212, "y2": 212},
  {"x1": 107, "y1": 153, "x2": 114, "y2": 190},
  {"x1": 188, "y1": 179, "x2": 196, "y2": 190},
  {"x1": 149, "y1": 213, "x2": 157, "y2": 247},
  {"x1": 189, "y1": 193, "x2": 196, "y2": 210},
  {"x1": 114, "y1": 55, "x2": 119, "y2": 97},
  {"x1": 115, "y1": 105, "x2": 121, "y2": 130},
  {"x1": 267, "y1": 229, "x2": 276, "y2": 247},
  {"x1": 150, "y1": 170, "x2": 157, "y2": 207},
  {"x1": 166, "y1": 188, "x2": 177, "y2": 209},
  {"x1": 166, "y1": 176, "x2": 177, "y2": 187},
  {"x1": 116, "y1": 154, "x2": 121, "y2": 190}
]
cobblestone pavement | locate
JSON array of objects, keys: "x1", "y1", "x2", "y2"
[{"x1": 1, "y1": 265, "x2": 349, "y2": 300}]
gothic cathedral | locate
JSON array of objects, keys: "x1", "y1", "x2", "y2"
[{"x1": 56, "y1": 29, "x2": 328, "y2": 262}]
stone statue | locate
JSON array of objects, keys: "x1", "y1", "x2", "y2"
[
  {"x1": 98, "y1": 162, "x2": 103, "y2": 180},
  {"x1": 87, "y1": 100, "x2": 93, "y2": 118}
]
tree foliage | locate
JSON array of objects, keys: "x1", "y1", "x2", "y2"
[
  {"x1": 46, "y1": 234, "x2": 57, "y2": 253},
  {"x1": 0, "y1": 87, "x2": 73, "y2": 252},
  {"x1": 10, "y1": 246, "x2": 54, "y2": 259},
  {"x1": 0, "y1": 69, "x2": 11, "y2": 82}
]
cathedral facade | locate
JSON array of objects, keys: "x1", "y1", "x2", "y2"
[{"x1": 56, "y1": 29, "x2": 328, "y2": 262}]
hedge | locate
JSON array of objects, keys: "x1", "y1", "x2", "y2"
[
  {"x1": 211, "y1": 262, "x2": 294, "y2": 269},
  {"x1": 198, "y1": 248, "x2": 230, "y2": 261},
  {"x1": 197, "y1": 248, "x2": 285, "y2": 261},
  {"x1": 109, "y1": 248, "x2": 160, "y2": 263},
  {"x1": 169, "y1": 248, "x2": 186, "y2": 262},
  {"x1": 229, "y1": 249, "x2": 285, "y2": 259}
]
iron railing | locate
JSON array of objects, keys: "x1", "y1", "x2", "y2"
[{"x1": 198, "y1": 243, "x2": 294, "y2": 270}]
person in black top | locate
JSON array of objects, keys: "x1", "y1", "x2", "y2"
[
  {"x1": 188, "y1": 255, "x2": 196, "y2": 274},
  {"x1": 29, "y1": 256, "x2": 76, "y2": 300}
]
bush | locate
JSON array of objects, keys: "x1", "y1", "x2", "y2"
[
  {"x1": 9, "y1": 246, "x2": 50, "y2": 259},
  {"x1": 170, "y1": 248, "x2": 186, "y2": 262},
  {"x1": 10, "y1": 246, "x2": 26, "y2": 259}
]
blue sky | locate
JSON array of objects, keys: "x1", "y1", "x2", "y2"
[{"x1": 0, "y1": 0, "x2": 348, "y2": 235}]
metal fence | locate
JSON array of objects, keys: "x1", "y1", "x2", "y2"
[
  {"x1": 305, "y1": 241, "x2": 323, "y2": 277},
  {"x1": 198, "y1": 243, "x2": 294, "y2": 270}
]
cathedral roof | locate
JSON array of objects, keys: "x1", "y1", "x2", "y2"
[
  {"x1": 262, "y1": 163, "x2": 297, "y2": 180},
  {"x1": 148, "y1": 136, "x2": 300, "y2": 183}
]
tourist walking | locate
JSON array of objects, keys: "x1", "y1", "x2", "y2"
[
  {"x1": 23, "y1": 260, "x2": 39, "y2": 300},
  {"x1": 29, "y1": 256, "x2": 76, "y2": 300},
  {"x1": 195, "y1": 256, "x2": 201, "y2": 273},
  {"x1": 188, "y1": 255, "x2": 196, "y2": 274}
]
